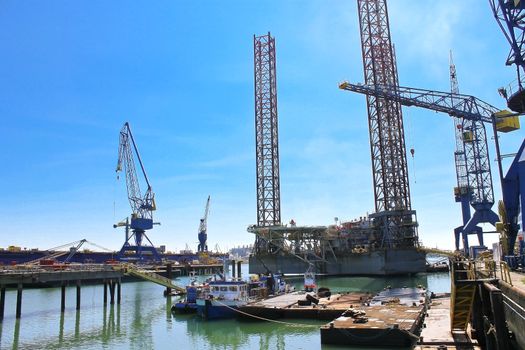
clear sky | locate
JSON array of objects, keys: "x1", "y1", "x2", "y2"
[{"x1": 0, "y1": 0, "x2": 523, "y2": 253}]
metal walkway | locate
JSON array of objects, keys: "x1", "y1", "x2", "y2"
[{"x1": 116, "y1": 264, "x2": 186, "y2": 294}]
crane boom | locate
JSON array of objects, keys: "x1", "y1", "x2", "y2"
[
  {"x1": 339, "y1": 82, "x2": 497, "y2": 207},
  {"x1": 339, "y1": 82, "x2": 499, "y2": 123},
  {"x1": 116, "y1": 122, "x2": 155, "y2": 221}
]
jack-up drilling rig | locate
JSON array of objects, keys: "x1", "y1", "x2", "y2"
[
  {"x1": 197, "y1": 195, "x2": 210, "y2": 252},
  {"x1": 249, "y1": 2, "x2": 427, "y2": 275},
  {"x1": 114, "y1": 122, "x2": 161, "y2": 262}
]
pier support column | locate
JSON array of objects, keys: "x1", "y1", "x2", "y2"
[
  {"x1": 166, "y1": 263, "x2": 172, "y2": 296},
  {"x1": 61, "y1": 284, "x2": 66, "y2": 312},
  {"x1": 0, "y1": 285, "x2": 6, "y2": 320},
  {"x1": 231, "y1": 260, "x2": 236, "y2": 278},
  {"x1": 76, "y1": 280, "x2": 81, "y2": 310},
  {"x1": 117, "y1": 279, "x2": 121, "y2": 305},
  {"x1": 103, "y1": 280, "x2": 108, "y2": 305},
  {"x1": 109, "y1": 280, "x2": 115, "y2": 305},
  {"x1": 16, "y1": 283, "x2": 23, "y2": 318},
  {"x1": 237, "y1": 261, "x2": 242, "y2": 279}
]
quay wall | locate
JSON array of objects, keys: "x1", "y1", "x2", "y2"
[{"x1": 499, "y1": 281, "x2": 525, "y2": 349}]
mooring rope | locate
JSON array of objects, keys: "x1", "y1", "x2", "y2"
[{"x1": 213, "y1": 299, "x2": 320, "y2": 328}]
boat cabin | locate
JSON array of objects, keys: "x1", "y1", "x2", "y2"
[{"x1": 206, "y1": 281, "x2": 248, "y2": 301}]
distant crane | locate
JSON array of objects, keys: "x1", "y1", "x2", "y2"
[
  {"x1": 115, "y1": 122, "x2": 160, "y2": 262},
  {"x1": 490, "y1": 0, "x2": 525, "y2": 112},
  {"x1": 339, "y1": 82, "x2": 519, "y2": 253},
  {"x1": 197, "y1": 195, "x2": 211, "y2": 252}
]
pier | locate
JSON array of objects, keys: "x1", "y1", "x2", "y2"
[
  {"x1": 0, "y1": 262, "x2": 194, "y2": 319},
  {"x1": 0, "y1": 265, "x2": 123, "y2": 319}
]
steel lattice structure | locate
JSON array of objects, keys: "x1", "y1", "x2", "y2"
[
  {"x1": 449, "y1": 54, "x2": 478, "y2": 250},
  {"x1": 357, "y1": 0, "x2": 417, "y2": 248},
  {"x1": 490, "y1": 0, "x2": 525, "y2": 94},
  {"x1": 358, "y1": 0, "x2": 411, "y2": 213},
  {"x1": 450, "y1": 53, "x2": 469, "y2": 194},
  {"x1": 254, "y1": 33, "x2": 281, "y2": 253}
]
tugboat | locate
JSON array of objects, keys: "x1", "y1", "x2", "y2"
[{"x1": 196, "y1": 280, "x2": 249, "y2": 320}]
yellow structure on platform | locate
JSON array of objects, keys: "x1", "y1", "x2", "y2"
[{"x1": 495, "y1": 110, "x2": 521, "y2": 132}]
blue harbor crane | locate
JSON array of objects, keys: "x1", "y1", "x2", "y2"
[
  {"x1": 490, "y1": 0, "x2": 525, "y2": 113},
  {"x1": 449, "y1": 53, "x2": 481, "y2": 251},
  {"x1": 114, "y1": 122, "x2": 161, "y2": 262},
  {"x1": 339, "y1": 82, "x2": 520, "y2": 254},
  {"x1": 197, "y1": 195, "x2": 211, "y2": 252},
  {"x1": 490, "y1": 0, "x2": 525, "y2": 263}
]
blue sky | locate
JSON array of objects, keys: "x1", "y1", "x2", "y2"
[{"x1": 0, "y1": 0, "x2": 523, "y2": 252}]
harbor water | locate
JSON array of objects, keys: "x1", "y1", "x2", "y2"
[{"x1": 0, "y1": 264, "x2": 450, "y2": 350}]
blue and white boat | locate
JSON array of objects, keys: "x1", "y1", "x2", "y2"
[{"x1": 196, "y1": 280, "x2": 249, "y2": 320}]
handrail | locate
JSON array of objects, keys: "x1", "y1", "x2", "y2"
[{"x1": 499, "y1": 261, "x2": 514, "y2": 286}]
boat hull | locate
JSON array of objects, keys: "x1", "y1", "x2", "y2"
[
  {"x1": 196, "y1": 299, "x2": 245, "y2": 320},
  {"x1": 172, "y1": 302, "x2": 198, "y2": 314}
]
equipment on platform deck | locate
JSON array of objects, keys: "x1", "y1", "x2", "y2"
[
  {"x1": 197, "y1": 195, "x2": 210, "y2": 252},
  {"x1": 115, "y1": 122, "x2": 160, "y2": 262}
]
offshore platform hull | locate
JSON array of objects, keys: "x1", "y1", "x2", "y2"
[{"x1": 249, "y1": 248, "x2": 426, "y2": 275}]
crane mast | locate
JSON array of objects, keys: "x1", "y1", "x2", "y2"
[
  {"x1": 197, "y1": 195, "x2": 211, "y2": 252},
  {"x1": 115, "y1": 122, "x2": 160, "y2": 261},
  {"x1": 339, "y1": 82, "x2": 506, "y2": 253},
  {"x1": 450, "y1": 54, "x2": 480, "y2": 251}
]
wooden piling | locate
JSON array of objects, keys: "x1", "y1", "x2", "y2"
[
  {"x1": 237, "y1": 261, "x2": 242, "y2": 278},
  {"x1": 16, "y1": 283, "x2": 23, "y2": 318},
  {"x1": 231, "y1": 260, "x2": 236, "y2": 278},
  {"x1": 0, "y1": 285, "x2": 5, "y2": 320},
  {"x1": 76, "y1": 280, "x2": 81, "y2": 310},
  {"x1": 61, "y1": 284, "x2": 66, "y2": 312}
]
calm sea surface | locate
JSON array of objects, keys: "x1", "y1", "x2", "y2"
[{"x1": 0, "y1": 264, "x2": 450, "y2": 350}]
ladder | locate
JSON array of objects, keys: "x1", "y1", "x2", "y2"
[
  {"x1": 116, "y1": 264, "x2": 186, "y2": 294},
  {"x1": 450, "y1": 260, "x2": 476, "y2": 331}
]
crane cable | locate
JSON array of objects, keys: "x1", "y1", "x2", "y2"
[{"x1": 406, "y1": 109, "x2": 417, "y2": 184}]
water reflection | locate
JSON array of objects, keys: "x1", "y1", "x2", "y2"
[
  {"x1": 11, "y1": 319, "x2": 20, "y2": 350},
  {"x1": 0, "y1": 272, "x2": 450, "y2": 349}
]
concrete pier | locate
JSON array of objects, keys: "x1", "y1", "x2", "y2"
[{"x1": 0, "y1": 265, "x2": 123, "y2": 319}]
